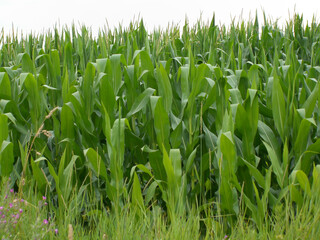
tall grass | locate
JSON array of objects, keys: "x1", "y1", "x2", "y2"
[{"x1": 1, "y1": 177, "x2": 320, "y2": 239}]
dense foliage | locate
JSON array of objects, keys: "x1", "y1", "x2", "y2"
[{"x1": 0, "y1": 14, "x2": 320, "y2": 233}]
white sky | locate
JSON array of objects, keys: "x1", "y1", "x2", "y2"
[{"x1": 0, "y1": 0, "x2": 319, "y2": 36}]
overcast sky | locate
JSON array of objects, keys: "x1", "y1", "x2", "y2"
[{"x1": 1, "y1": 0, "x2": 319, "y2": 35}]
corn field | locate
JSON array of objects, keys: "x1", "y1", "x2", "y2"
[{"x1": 0, "y1": 14, "x2": 320, "y2": 233}]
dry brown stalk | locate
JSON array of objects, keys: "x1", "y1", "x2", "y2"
[{"x1": 68, "y1": 224, "x2": 74, "y2": 240}]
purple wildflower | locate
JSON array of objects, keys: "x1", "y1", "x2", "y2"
[
  {"x1": 54, "y1": 228, "x2": 58, "y2": 235},
  {"x1": 42, "y1": 196, "x2": 46, "y2": 201},
  {"x1": 19, "y1": 209, "x2": 23, "y2": 213},
  {"x1": 43, "y1": 219, "x2": 48, "y2": 225},
  {"x1": 10, "y1": 189, "x2": 14, "y2": 193},
  {"x1": 9, "y1": 203, "x2": 13, "y2": 208}
]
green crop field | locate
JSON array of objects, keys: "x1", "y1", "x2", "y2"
[{"x1": 0, "y1": 14, "x2": 320, "y2": 239}]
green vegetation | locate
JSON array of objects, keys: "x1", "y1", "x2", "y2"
[{"x1": 0, "y1": 13, "x2": 320, "y2": 239}]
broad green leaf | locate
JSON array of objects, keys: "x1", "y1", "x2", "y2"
[
  {"x1": 295, "y1": 138, "x2": 320, "y2": 174},
  {"x1": 202, "y1": 82, "x2": 216, "y2": 113},
  {"x1": 148, "y1": 150, "x2": 167, "y2": 182},
  {"x1": 186, "y1": 64, "x2": 208, "y2": 118},
  {"x1": 152, "y1": 97, "x2": 170, "y2": 152},
  {"x1": 63, "y1": 42, "x2": 75, "y2": 83},
  {"x1": 272, "y1": 73, "x2": 286, "y2": 141},
  {"x1": 170, "y1": 121, "x2": 182, "y2": 149},
  {"x1": 18, "y1": 53, "x2": 35, "y2": 74},
  {"x1": 96, "y1": 58, "x2": 108, "y2": 74},
  {"x1": 0, "y1": 72, "x2": 11, "y2": 100},
  {"x1": 30, "y1": 157, "x2": 47, "y2": 193},
  {"x1": 162, "y1": 147, "x2": 178, "y2": 209},
  {"x1": 132, "y1": 172, "x2": 145, "y2": 211},
  {"x1": 263, "y1": 141, "x2": 283, "y2": 188},
  {"x1": 69, "y1": 91, "x2": 94, "y2": 133},
  {"x1": 220, "y1": 131, "x2": 237, "y2": 175},
  {"x1": 302, "y1": 82, "x2": 319, "y2": 118},
  {"x1": 296, "y1": 170, "x2": 311, "y2": 196},
  {"x1": 0, "y1": 141, "x2": 14, "y2": 176},
  {"x1": 229, "y1": 89, "x2": 242, "y2": 104},
  {"x1": 22, "y1": 73, "x2": 42, "y2": 131},
  {"x1": 109, "y1": 54, "x2": 126, "y2": 95},
  {"x1": 238, "y1": 70, "x2": 249, "y2": 99},
  {"x1": 156, "y1": 64, "x2": 173, "y2": 113},
  {"x1": 185, "y1": 147, "x2": 197, "y2": 174},
  {"x1": 258, "y1": 121, "x2": 281, "y2": 160},
  {"x1": 127, "y1": 88, "x2": 155, "y2": 117},
  {"x1": 169, "y1": 149, "x2": 182, "y2": 186},
  {"x1": 248, "y1": 64, "x2": 260, "y2": 89},
  {"x1": 62, "y1": 68, "x2": 70, "y2": 104},
  {"x1": 135, "y1": 164, "x2": 153, "y2": 177},
  {"x1": 84, "y1": 148, "x2": 108, "y2": 180},
  {"x1": 100, "y1": 73, "x2": 116, "y2": 124},
  {"x1": 242, "y1": 158, "x2": 265, "y2": 188},
  {"x1": 61, "y1": 155, "x2": 78, "y2": 200},
  {"x1": 145, "y1": 181, "x2": 158, "y2": 205},
  {"x1": 61, "y1": 104, "x2": 74, "y2": 140},
  {"x1": 282, "y1": 139, "x2": 289, "y2": 187},
  {"x1": 219, "y1": 176, "x2": 236, "y2": 213},
  {"x1": 50, "y1": 49, "x2": 62, "y2": 90},
  {"x1": 0, "y1": 114, "x2": 8, "y2": 144},
  {"x1": 203, "y1": 123, "x2": 217, "y2": 151},
  {"x1": 180, "y1": 66, "x2": 189, "y2": 110},
  {"x1": 293, "y1": 118, "x2": 313, "y2": 159},
  {"x1": 82, "y1": 62, "x2": 96, "y2": 117},
  {"x1": 290, "y1": 170, "x2": 311, "y2": 197},
  {"x1": 252, "y1": 181, "x2": 264, "y2": 230}
]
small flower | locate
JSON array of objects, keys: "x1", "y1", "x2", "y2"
[
  {"x1": 224, "y1": 235, "x2": 228, "y2": 239},
  {"x1": 0, "y1": 207, "x2": 3, "y2": 210},
  {"x1": 2, "y1": 220, "x2": 6, "y2": 223},
  {"x1": 9, "y1": 203, "x2": 13, "y2": 208},
  {"x1": 1, "y1": 215, "x2": 5, "y2": 218},
  {"x1": 43, "y1": 219, "x2": 48, "y2": 225},
  {"x1": 5, "y1": 195, "x2": 8, "y2": 199},
  {"x1": 19, "y1": 209, "x2": 23, "y2": 213},
  {"x1": 42, "y1": 196, "x2": 46, "y2": 201},
  {"x1": 54, "y1": 228, "x2": 58, "y2": 235},
  {"x1": 44, "y1": 202, "x2": 48, "y2": 206},
  {"x1": 10, "y1": 189, "x2": 14, "y2": 193},
  {"x1": 15, "y1": 214, "x2": 20, "y2": 219}
]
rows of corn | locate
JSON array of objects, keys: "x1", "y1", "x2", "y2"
[{"x1": 0, "y1": 14, "x2": 320, "y2": 231}]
